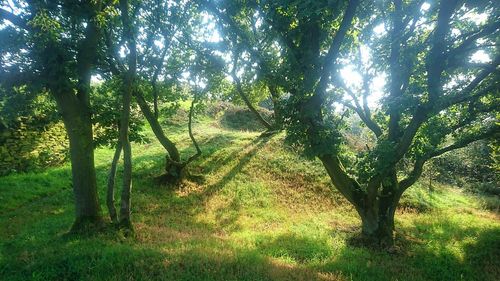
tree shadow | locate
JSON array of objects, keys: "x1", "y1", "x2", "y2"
[
  {"x1": 255, "y1": 233, "x2": 332, "y2": 263},
  {"x1": 199, "y1": 135, "x2": 272, "y2": 199},
  {"x1": 463, "y1": 227, "x2": 500, "y2": 280},
  {"x1": 315, "y1": 214, "x2": 500, "y2": 281},
  {"x1": 0, "y1": 231, "x2": 340, "y2": 281}
]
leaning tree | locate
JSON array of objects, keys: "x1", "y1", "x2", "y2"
[
  {"x1": 204, "y1": 0, "x2": 499, "y2": 246},
  {"x1": 103, "y1": 0, "x2": 208, "y2": 182}
]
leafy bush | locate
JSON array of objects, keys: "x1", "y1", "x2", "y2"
[
  {"x1": 0, "y1": 87, "x2": 68, "y2": 175},
  {"x1": 0, "y1": 119, "x2": 68, "y2": 175}
]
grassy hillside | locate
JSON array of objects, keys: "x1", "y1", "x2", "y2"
[{"x1": 0, "y1": 108, "x2": 499, "y2": 281}]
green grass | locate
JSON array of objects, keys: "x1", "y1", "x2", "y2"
[{"x1": 0, "y1": 112, "x2": 499, "y2": 281}]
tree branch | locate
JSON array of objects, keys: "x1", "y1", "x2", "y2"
[
  {"x1": 399, "y1": 125, "x2": 499, "y2": 190},
  {"x1": 185, "y1": 90, "x2": 202, "y2": 165},
  {"x1": 426, "y1": 0, "x2": 460, "y2": 101},
  {"x1": 231, "y1": 49, "x2": 273, "y2": 130},
  {"x1": 447, "y1": 21, "x2": 500, "y2": 63},
  {"x1": 316, "y1": 0, "x2": 360, "y2": 97},
  {"x1": 436, "y1": 57, "x2": 500, "y2": 111}
]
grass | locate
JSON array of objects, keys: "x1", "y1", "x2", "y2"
[{"x1": 0, "y1": 109, "x2": 499, "y2": 281}]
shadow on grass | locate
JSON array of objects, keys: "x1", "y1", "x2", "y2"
[
  {"x1": 200, "y1": 135, "x2": 272, "y2": 198},
  {"x1": 2, "y1": 125, "x2": 498, "y2": 281},
  {"x1": 314, "y1": 215, "x2": 500, "y2": 281},
  {"x1": 131, "y1": 134, "x2": 274, "y2": 235},
  {"x1": 0, "y1": 231, "x2": 339, "y2": 281},
  {"x1": 1, "y1": 188, "x2": 330, "y2": 281},
  {"x1": 256, "y1": 233, "x2": 332, "y2": 263}
]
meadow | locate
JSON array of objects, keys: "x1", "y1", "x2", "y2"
[{"x1": 0, "y1": 111, "x2": 498, "y2": 281}]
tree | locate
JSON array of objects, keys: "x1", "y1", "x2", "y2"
[
  {"x1": 0, "y1": 0, "x2": 112, "y2": 231},
  {"x1": 199, "y1": 0, "x2": 284, "y2": 130},
  {"x1": 203, "y1": 0, "x2": 499, "y2": 246},
  {"x1": 103, "y1": 0, "x2": 204, "y2": 182}
]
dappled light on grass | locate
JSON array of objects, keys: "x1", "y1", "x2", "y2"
[{"x1": 1, "y1": 117, "x2": 499, "y2": 281}]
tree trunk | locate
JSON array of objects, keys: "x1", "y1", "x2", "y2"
[
  {"x1": 134, "y1": 91, "x2": 181, "y2": 162},
  {"x1": 233, "y1": 75, "x2": 273, "y2": 130},
  {"x1": 320, "y1": 154, "x2": 400, "y2": 247},
  {"x1": 231, "y1": 53, "x2": 273, "y2": 131},
  {"x1": 119, "y1": 0, "x2": 135, "y2": 229},
  {"x1": 119, "y1": 130, "x2": 132, "y2": 228},
  {"x1": 358, "y1": 199, "x2": 396, "y2": 247},
  {"x1": 134, "y1": 90, "x2": 185, "y2": 180},
  {"x1": 268, "y1": 84, "x2": 282, "y2": 129},
  {"x1": 68, "y1": 120, "x2": 102, "y2": 230},
  {"x1": 106, "y1": 141, "x2": 122, "y2": 224},
  {"x1": 185, "y1": 93, "x2": 202, "y2": 164},
  {"x1": 357, "y1": 180, "x2": 400, "y2": 247},
  {"x1": 57, "y1": 98, "x2": 102, "y2": 232}
]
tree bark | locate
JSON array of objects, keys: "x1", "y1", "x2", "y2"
[
  {"x1": 359, "y1": 212, "x2": 395, "y2": 246},
  {"x1": 320, "y1": 153, "x2": 399, "y2": 247},
  {"x1": 358, "y1": 173, "x2": 400, "y2": 247},
  {"x1": 134, "y1": 91, "x2": 181, "y2": 162},
  {"x1": 134, "y1": 90, "x2": 185, "y2": 180},
  {"x1": 55, "y1": 5, "x2": 103, "y2": 232},
  {"x1": 119, "y1": 123, "x2": 133, "y2": 227},
  {"x1": 118, "y1": 0, "x2": 135, "y2": 228},
  {"x1": 358, "y1": 195, "x2": 398, "y2": 247},
  {"x1": 185, "y1": 93, "x2": 202, "y2": 164},
  {"x1": 55, "y1": 93, "x2": 103, "y2": 232},
  {"x1": 106, "y1": 141, "x2": 122, "y2": 224}
]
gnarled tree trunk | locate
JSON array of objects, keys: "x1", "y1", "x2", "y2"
[
  {"x1": 357, "y1": 193, "x2": 399, "y2": 247},
  {"x1": 320, "y1": 154, "x2": 401, "y2": 247}
]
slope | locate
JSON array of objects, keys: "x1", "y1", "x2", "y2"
[{"x1": 0, "y1": 107, "x2": 499, "y2": 281}]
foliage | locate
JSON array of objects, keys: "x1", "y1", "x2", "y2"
[
  {"x1": 0, "y1": 120, "x2": 68, "y2": 175},
  {"x1": 430, "y1": 140, "x2": 498, "y2": 190},
  {"x1": 92, "y1": 79, "x2": 148, "y2": 147},
  {"x1": 0, "y1": 86, "x2": 66, "y2": 175}
]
